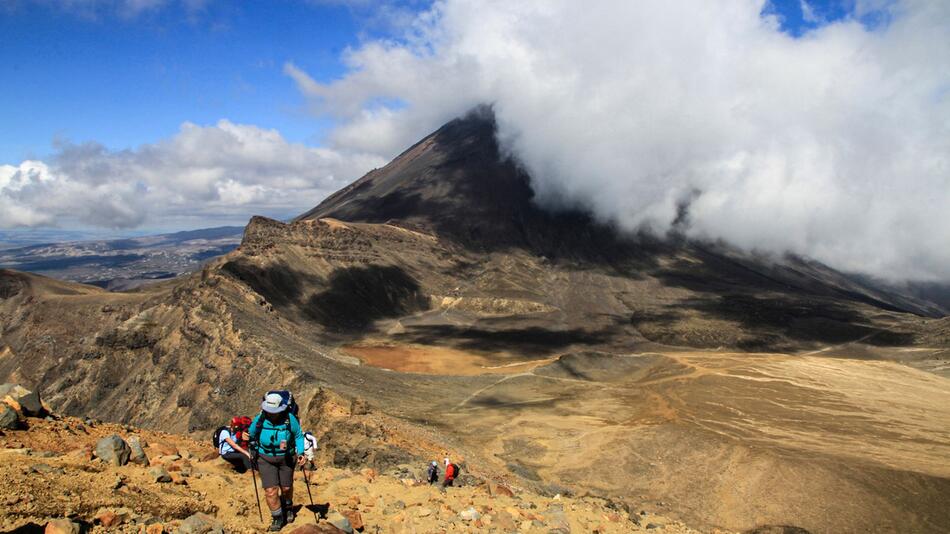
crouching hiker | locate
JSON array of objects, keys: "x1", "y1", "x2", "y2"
[
  {"x1": 250, "y1": 391, "x2": 305, "y2": 531},
  {"x1": 216, "y1": 416, "x2": 253, "y2": 473}
]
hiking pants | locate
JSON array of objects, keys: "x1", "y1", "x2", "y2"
[
  {"x1": 221, "y1": 452, "x2": 251, "y2": 473},
  {"x1": 442, "y1": 477, "x2": 454, "y2": 487},
  {"x1": 258, "y1": 454, "x2": 296, "y2": 489}
]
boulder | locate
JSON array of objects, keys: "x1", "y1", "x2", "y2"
[
  {"x1": 151, "y1": 441, "x2": 180, "y2": 456},
  {"x1": 0, "y1": 383, "x2": 44, "y2": 416},
  {"x1": 340, "y1": 510, "x2": 363, "y2": 531},
  {"x1": 326, "y1": 511, "x2": 353, "y2": 533},
  {"x1": 146, "y1": 524, "x2": 164, "y2": 534},
  {"x1": 0, "y1": 403, "x2": 20, "y2": 430},
  {"x1": 94, "y1": 509, "x2": 120, "y2": 528},
  {"x1": 175, "y1": 513, "x2": 223, "y2": 534},
  {"x1": 149, "y1": 466, "x2": 173, "y2": 483},
  {"x1": 127, "y1": 436, "x2": 149, "y2": 466},
  {"x1": 95, "y1": 435, "x2": 132, "y2": 466},
  {"x1": 45, "y1": 519, "x2": 80, "y2": 534}
]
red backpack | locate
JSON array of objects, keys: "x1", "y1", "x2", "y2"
[{"x1": 231, "y1": 416, "x2": 252, "y2": 448}]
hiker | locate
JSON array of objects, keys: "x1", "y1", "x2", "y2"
[
  {"x1": 217, "y1": 416, "x2": 253, "y2": 473},
  {"x1": 302, "y1": 431, "x2": 318, "y2": 470},
  {"x1": 426, "y1": 460, "x2": 439, "y2": 484},
  {"x1": 250, "y1": 391, "x2": 306, "y2": 531},
  {"x1": 442, "y1": 457, "x2": 459, "y2": 487}
]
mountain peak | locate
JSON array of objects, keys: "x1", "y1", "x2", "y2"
[{"x1": 297, "y1": 106, "x2": 634, "y2": 258}]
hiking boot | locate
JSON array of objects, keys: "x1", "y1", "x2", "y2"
[
  {"x1": 284, "y1": 507, "x2": 295, "y2": 523},
  {"x1": 268, "y1": 515, "x2": 286, "y2": 531}
]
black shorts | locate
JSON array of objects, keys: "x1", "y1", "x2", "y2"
[{"x1": 258, "y1": 454, "x2": 295, "y2": 488}]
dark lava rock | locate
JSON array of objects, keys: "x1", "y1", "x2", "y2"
[
  {"x1": 175, "y1": 512, "x2": 223, "y2": 534},
  {"x1": 95, "y1": 435, "x2": 132, "y2": 466},
  {"x1": 0, "y1": 403, "x2": 20, "y2": 430}
]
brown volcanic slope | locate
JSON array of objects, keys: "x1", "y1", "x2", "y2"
[{"x1": 2, "y1": 109, "x2": 950, "y2": 533}]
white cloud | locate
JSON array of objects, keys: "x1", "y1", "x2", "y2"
[
  {"x1": 800, "y1": 0, "x2": 819, "y2": 23},
  {"x1": 286, "y1": 0, "x2": 950, "y2": 281},
  {"x1": 0, "y1": 121, "x2": 385, "y2": 230}
]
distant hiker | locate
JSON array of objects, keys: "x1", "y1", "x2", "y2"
[
  {"x1": 250, "y1": 391, "x2": 306, "y2": 531},
  {"x1": 215, "y1": 416, "x2": 253, "y2": 473},
  {"x1": 426, "y1": 461, "x2": 439, "y2": 484},
  {"x1": 302, "y1": 431, "x2": 318, "y2": 470},
  {"x1": 442, "y1": 457, "x2": 459, "y2": 487}
]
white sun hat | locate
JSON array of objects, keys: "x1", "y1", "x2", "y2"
[{"x1": 261, "y1": 392, "x2": 287, "y2": 414}]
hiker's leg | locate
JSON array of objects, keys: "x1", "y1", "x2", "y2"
[
  {"x1": 258, "y1": 456, "x2": 283, "y2": 512},
  {"x1": 264, "y1": 487, "x2": 281, "y2": 511},
  {"x1": 259, "y1": 456, "x2": 288, "y2": 531},
  {"x1": 277, "y1": 456, "x2": 297, "y2": 522}
]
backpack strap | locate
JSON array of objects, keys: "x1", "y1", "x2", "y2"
[{"x1": 249, "y1": 411, "x2": 264, "y2": 444}]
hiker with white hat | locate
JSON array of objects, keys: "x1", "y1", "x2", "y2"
[
  {"x1": 248, "y1": 390, "x2": 306, "y2": 531},
  {"x1": 442, "y1": 457, "x2": 459, "y2": 487},
  {"x1": 426, "y1": 460, "x2": 439, "y2": 484}
]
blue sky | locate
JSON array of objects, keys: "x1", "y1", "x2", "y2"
[
  {"x1": 0, "y1": 0, "x2": 414, "y2": 163},
  {"x1": 0, "y1": 0, "x2": 857, "y2": 164}
]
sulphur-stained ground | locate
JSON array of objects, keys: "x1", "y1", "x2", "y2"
[{"x1": 0, "y1": 416, "x2": 706, "y2": 534}]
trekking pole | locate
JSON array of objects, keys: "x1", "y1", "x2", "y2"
[
  {"x1": 302, "y1": 464, "x2": 318, "y2": 524},
  {"x1": 250, "y1": 460, "x2": 263, "y2": 522}
]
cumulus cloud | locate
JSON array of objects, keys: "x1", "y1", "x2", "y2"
[
  {"x1": 287, "y1": 0, "x2": 950, "y2": 281},
  {"x1": 0, "y1": 121, "x2": 385, "y2": 230}
]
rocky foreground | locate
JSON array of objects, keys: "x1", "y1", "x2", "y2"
[{"x1": 0, "y1": 385, "x2": 706, "y2": 534}]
